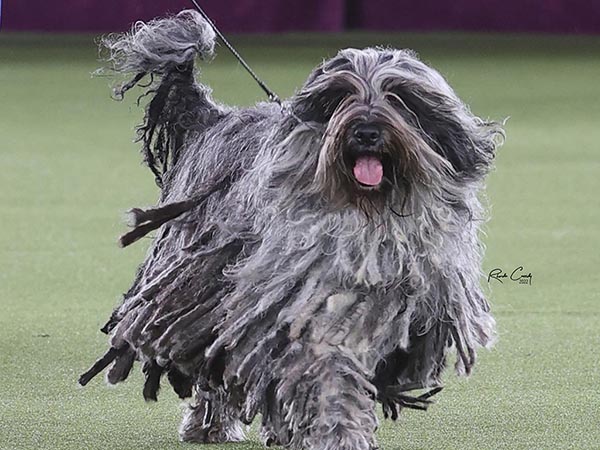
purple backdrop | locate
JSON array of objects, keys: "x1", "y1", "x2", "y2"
[
  {"x1": 350, "y1": 0, "x2": 600, "y2": 34},
  {"x1": 2, "y1": 0, "x2": 600, "y2": 33},
  {"x1": 0, "y1": 0, "x2": 344, "y2": 33}
]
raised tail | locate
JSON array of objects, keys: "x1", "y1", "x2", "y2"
[{"x1": 101, "y1": 10, "x2": 221, "y2": 187}]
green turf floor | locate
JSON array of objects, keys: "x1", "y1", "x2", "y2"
[{"x1": 1, "y1": 32, "x2": 599, "y2": 450}]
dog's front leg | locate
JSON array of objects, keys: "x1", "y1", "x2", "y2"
[{"x1": 275, "y1": 343, "x2": 379, "y2": 450}]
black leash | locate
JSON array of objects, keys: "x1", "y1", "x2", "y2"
[{"x1": 188, "y1": 0, "x2": 281, "y2": 104}]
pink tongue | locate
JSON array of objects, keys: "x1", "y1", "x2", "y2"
[{"x1": 353, "y1": 156, "x2": 383, "y2": 186}]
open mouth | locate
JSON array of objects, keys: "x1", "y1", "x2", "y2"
[{"x1": 352, "y1": 154, "x2": 384, "y2": 187}]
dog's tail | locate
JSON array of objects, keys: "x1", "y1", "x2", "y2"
[{"x1": 100, "y1": 10, "x2": 220, "y2": 187}]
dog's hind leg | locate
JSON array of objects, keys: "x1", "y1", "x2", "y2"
[{"x1": 179, "y1": 387, "x2": 245, "y2": 444}]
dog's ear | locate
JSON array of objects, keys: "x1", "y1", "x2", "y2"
[
  {"x1": 425, "y1": 102, "x2": 503, "y2": 180},
  {"x1": 292, "y1": 56, "x2": 353, "y2": 123},
  {"x1": 381, "y1": 49, "x2": 504, "y2": 180},
  {"x1": 395, "y1": 86, "x2": 503, "y2": 180}
]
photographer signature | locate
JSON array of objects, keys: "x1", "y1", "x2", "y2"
[{"x1": 487, "y1": 266, "x2": 532, "y2": 285}]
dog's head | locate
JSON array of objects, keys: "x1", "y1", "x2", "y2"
[{"x1": 291, "y1": 48, "x2": 503, "y2": 208}]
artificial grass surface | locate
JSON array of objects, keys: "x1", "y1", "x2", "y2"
[{"x1": 1, "y1": 32, "x2": 599, "y2": 449}]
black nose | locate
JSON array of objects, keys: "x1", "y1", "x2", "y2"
[{"x1": 353, "y1": 123, "x2": 381, "y2": 146}]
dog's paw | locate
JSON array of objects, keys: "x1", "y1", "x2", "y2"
[
  {"x1": 303, "y1": 429, "x2": 378, "y2": 450},
  {"x1": 259, "y1": 425, "x2": 282, "y2": 447},
  {"x1": 179, "y1": 404, "x2": 245, "y2": 444},
  {"x1": 179, "y1": 421, "x2": 245, "y2": 444}
]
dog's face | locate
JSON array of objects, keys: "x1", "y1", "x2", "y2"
[{"x1": 292, "y1": 48, "x2": 501, "y2": 208}]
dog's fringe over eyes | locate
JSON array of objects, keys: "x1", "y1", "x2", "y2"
[{"x1": 82, "y1": 9, "x2": 503, "y2": 450}]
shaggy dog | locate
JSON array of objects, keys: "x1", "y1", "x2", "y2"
[{"x1": 80, "y1": 10, "x2": 503, "y2": 450}]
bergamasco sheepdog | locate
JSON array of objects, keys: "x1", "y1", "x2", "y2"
[{"x1": 80, "y1": 10, "x2": 503, "y2": 450}]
